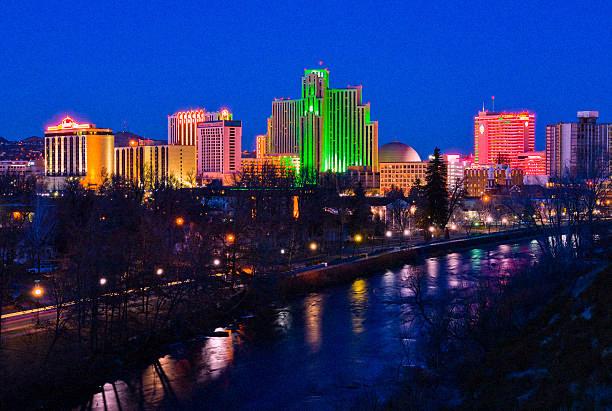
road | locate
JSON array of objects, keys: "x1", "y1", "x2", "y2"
[{"x1": 0, "y1": 227, "x2": 524, "y2": 338}]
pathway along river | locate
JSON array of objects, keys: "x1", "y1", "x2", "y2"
[{"x1": 76, "y1": 239, "x2": 541, "y2": 410}]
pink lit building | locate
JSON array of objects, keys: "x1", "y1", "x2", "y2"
[
  {"x1": 474, "y1": 110, "x2": 535, "y2": 170},
  {"x1": 196, "y1": 120, "x2": 242, "y2": 184},
  {"x1": 515, "y1": 151, "x2": 546, "y2": 176}
]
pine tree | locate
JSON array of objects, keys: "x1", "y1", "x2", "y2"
[{"x1": 424, "y1": 147, "x2": 448, "y2": 229}]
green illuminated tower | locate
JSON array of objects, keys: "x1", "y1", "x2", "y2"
[{"x1": 268, "y1": 69, "x2": 379, "y2": 183}]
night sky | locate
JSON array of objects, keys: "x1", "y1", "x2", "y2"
[{"x1": 1, "y1": 1, "x2": 611, "y2": 156}]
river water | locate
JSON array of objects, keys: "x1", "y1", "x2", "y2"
[{"x1": 77, "y1": 240, "x2": 540, "y2": 410}]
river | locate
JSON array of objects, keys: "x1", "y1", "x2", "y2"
[{"x1": 77, "y1": 240, "x2": 541, "y2": 410}]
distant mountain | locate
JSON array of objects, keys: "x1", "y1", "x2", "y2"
[
  {"x1": 114, "y1": 131, "x2": 165, "y2": 147},
  {"x1": 0, "y1": 137, "x2": 9, "y2": 144},
  {"x1": 22, "y1": 136, "x2": 43, "y2": 143}
]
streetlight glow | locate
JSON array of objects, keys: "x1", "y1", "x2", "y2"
[
  {"x1": 32, "y1": 285, "x2": 44, "y2": 298},
  {"x1": 156, "y1": 268, "x2": 164, "y2": 276},
  {"x1": 309, "y1": 241, "x2": 318, "y2": 251},
  {"x1": 175, "y1": 217, "x2": 185, "y2": 227},
  {"x1": 354, "y1": 234, "x2": 363, "y2": 243},
  {"x1": 99, "y1": 277, "x2": 107, "y2": 286},
  {"x1": 428, "y1": 226, "x2": 435, "y2": 233},
  {"x1": 213, "y1": 258, "x2": 221, "y2": 266},
  {"x1": 280, "y1": 248, "x2": 286, "y2": 255},
  {"x1": 403, "y1": 229, "x2": 410, "y2": 236},
  {"x1": 226, "y1": 233, "x2": 235, "y2": 244},
  {"x1": 385, "y1": 230, "x2": 392, "y2": 238}
]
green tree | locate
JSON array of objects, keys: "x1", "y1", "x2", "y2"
[{"x1": 424, "y1": 147, "x2": 448, "y2": 229}]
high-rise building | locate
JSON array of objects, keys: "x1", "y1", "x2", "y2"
[
  {"x1": 267, "y1": 69, "x2": 379, "y2": 180},
  {"x1": 167, "y1": 108, "x2": 232, "y2": 146},
  {"x1": 114, "y1": 143, "x2": 196, "y2": 188},
  {"x1": 269, "y1": 99, "x2": 301, "y2": 155},
  {"x1": 44, "y1": 116, "x2": 114, "y2": 188},
  {"x1": 474, "y1": 110, "x2": 535, "y2": 169},
  {"x1": 546, "y1": 111, "x2": 611, "y2": 180},
  {"x1": 443, "y1": 154, "x2": 473, "y2": 192},
  {"x1": 196, "y1": 119, "x2": 242, "y2": 184},
  {"x1": 379, "y1": 142, "x2": 427, "y2": 195}
]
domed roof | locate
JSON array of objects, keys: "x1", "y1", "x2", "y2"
[{"x1": 379, "y1": 142, "x2": 421, "y2": 163}]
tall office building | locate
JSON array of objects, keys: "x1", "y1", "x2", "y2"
[
  {"x1": 474, "y1": 110, "x2": 535, "y2": 169},
  {"x1": 196, "y1": 119, "x2": 242, "y2": 184},
  {"x1": 44, "y1": 116, "x2": 114, "y2": 188},
  {"x1": 546, "y1": 111, "x2": 611, "y2": 180},
  {"x1": 267, "y1": 69, "x2": 379, "y2": 180},
  {"x1": 168, "y1": 108, "x2": 232, "y2": 146}
]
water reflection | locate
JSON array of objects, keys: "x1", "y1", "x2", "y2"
[
  {"x1": 304, "y1": 293, "x2": 324, "y2": 352},
  {"x1": 197, "y1": 334, "x2": 234, "y2": 383},
  {"x1": 350, "y1": 279, "x2": 368, "y2": 334},
  {"x1": 76, "y1": 240, "x2": 542, "y2": 411}
]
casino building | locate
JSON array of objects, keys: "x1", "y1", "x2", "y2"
[{"x1": 44, "y1": 116, "x2": 114, "y2": 188}]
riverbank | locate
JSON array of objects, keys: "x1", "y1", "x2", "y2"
[
  {"x1": 386, "y1": 231, "x2": 612, "y2": 410},
  {"x1": 0, "y1": 288, "x2": 247, "y2": 410},
  {"x1": 280, "y1": 227, "x2": 541, "y2": 295}
]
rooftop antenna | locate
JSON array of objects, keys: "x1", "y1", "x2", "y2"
[
  {"x1": 491, "y1": 95, "x2": 495, "y2": 112},
  {"x1": 482, "y1": 101, "x2": 485, "y2": 113}
]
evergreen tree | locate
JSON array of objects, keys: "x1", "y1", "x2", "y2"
[{"x1": 424, "y1": 147, "x2": 448, "y2": 229}]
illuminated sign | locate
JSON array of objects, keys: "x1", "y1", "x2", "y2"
[{"x1": 47, "y1": 116, "x2": 93, "y2": 131}]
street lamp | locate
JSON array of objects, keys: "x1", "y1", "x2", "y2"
[
  {"x1": 99, "y1": 277, "x2": 107, "y2": 286},
  {"x1": 385, "y1": 230, "x2": 392, "y2": 238},
  {"x1": 175, "y1": 216, "x2": 185, "y2": 227},
  {"x1": 226, "y1": 233, "x2": 235, "y2": 244},
  {"x1": 213, "y1": 258, "x2": 221, "y2": 266},
  {"x1": 155, "y1": 267, "x2": 164, "y2": 276},
  {"x1": 309, "y1": 241, "x2": 318, "y2": 252},
  {"x1": 32, "y1": 283, "x2": 44, "y2": 326},
  {"x1": 280, "y1": 248, "x2": 286, "y2": 255},
  {"x1": 354, "y1": 234, "x2": 363, "y2": 243},
  {"x1": 403, "y1": 229, "x2": 410, "y2": 236}
]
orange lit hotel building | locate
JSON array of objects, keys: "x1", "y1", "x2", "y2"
[
  {"x1": 44, "y1": 116, "x2": 114, "y2": 188},
  {"x1": 474, "y1": 110, "x2": 535, "y2": 171}
]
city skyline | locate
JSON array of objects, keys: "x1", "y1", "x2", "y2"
[{"x1": 1, "y1": 1, "x2": 611, "y2": 156}]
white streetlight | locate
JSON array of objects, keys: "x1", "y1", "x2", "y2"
[
  {"x1": 99, "y1": 277, "x2": 107, "y2": 286},
  {"x1": 385, "y1": 230, "x2": 392, "y2": 238},
  {"x1": 213, "y1": 258, "x2": 221, "y2": 266}
]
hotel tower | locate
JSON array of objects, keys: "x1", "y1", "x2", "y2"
[{"x1": 268, "y1": 68, "x2": 379, "y2": 181}]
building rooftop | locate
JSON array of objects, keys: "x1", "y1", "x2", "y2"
[{"x1": 379, "y1": 142, "x2": 421, "y2": 163}]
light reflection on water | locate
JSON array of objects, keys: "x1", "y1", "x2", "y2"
[{"x1": 77, "y1": 241, "x2": 540, "y2": 411}]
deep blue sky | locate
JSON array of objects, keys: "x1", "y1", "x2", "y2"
[{"x1": 1, "y1": 1, "x2": 611, "y2": 156}]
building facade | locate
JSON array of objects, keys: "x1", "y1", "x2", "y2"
[
  {"x1": 474, "y1": 110, "x2": 535, "y2": 169},
  {"x1": 464, "y1": 165, "x2": 524, "y2": 197},
  {"x1": 44, "y1": 116, "x2": 114, "y2": 188},
  {"x1": 114, "y1": 144, "x2": 196, "y2": 187},
  {"x1": 196, "y1": 120, "x2": 242, "y2": 183},
  {"x1": 267, "y1": 69, "x2": 379, "y2": 180},
  {"x1": 443, "y1": 154, "x2": 473, "y2": 192},
  {"x1": 167, "y1": 108, "x2": 232, "y2": 146},
  {"x1": 378, "y1": 142, "x2": 427, "y2": 195},
  {"x1": 546, "y1": 111, "x2": 611, "y2": 180},
  {"x1": 516, "y1": 151, "x2": 546, "y2": 176}
]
